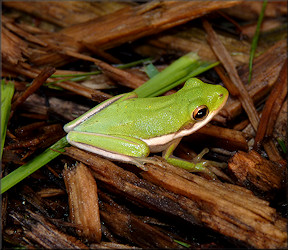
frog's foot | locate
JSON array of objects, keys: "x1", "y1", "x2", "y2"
[
  {"x1": 193, "y1": 148, "x2": 227, "y2": 168},
  {"x1": 191, "y1": 148, "x2": 229, "y2": 180},
  {"x1": 166, "y1": 148, "x2": 228, "y2": 179},
  {"x1": 167, "y1": 157, "x2": 217, "y2": 179}
]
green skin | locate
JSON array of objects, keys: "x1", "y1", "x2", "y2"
[{"x1": 64, "y1": 78, "x2": 228, "y2": 172}]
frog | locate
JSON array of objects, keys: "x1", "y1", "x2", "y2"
[{"x1": 64, "y1": 78, "x2": 228, "y2": 174}]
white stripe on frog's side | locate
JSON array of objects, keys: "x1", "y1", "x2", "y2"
[{"x1": 143, "y1": 109, "x2": 218, "y2": 152}]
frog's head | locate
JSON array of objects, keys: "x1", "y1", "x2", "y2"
[{"x1": 181, "y1": 78, "x2": 228, "y2": 125}]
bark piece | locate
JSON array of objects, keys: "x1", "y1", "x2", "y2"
[
  {"x1": 10, "y1": 210, "x2": 88, "y2": 249},
  {"x1": 19, "y1": 186, "x2": 61, "y2": 218},
  {"x1": 228, "y1": 150, "x2": 286, "y2": 195},
  {"x1": 63, "y1": 162, "x2": 102, "y2": 242},
  {"x1": 64, "y1": 147, "x2": 197, "y2": 224},
  {"x1": 254, "y1": 59, "x2": 287, "y2": 144}
]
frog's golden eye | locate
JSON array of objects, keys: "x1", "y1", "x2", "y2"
[{"x1": 193, "y1": 105, "x2": 209, "y2": 120}]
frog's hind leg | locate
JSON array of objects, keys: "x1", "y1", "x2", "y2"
[{"x1": 66, "y1": 131, "x2": 150, "y2": 170}]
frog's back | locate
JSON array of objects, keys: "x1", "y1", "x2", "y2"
[{"x1": 74, "y1": 94, "x2": 190, "y2": 139}]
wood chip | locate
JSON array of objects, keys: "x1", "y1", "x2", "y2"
[
  {"x1": 63, "y1": 162, "x2": 102, "y2": 242},
  {"x1": 228, "y1": 150, "x2": 286, "y2": 195}
]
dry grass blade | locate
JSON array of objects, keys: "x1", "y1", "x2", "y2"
[
  {"x1": 53, "y1": 79, "x2": 112, "y2": 102},
  {"x1": 90, "y1": 241, "x2": 139, "y2": 249},
  {"x1": 202, "y1": 19, "x2": 260, "y2": 130},
  {"x1": 3, "y1": 62, "x2": 111, "y2": 101}
]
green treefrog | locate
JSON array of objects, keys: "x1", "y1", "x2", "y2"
[{"x1": 64, "y1": 78, "x2": 228, "y2": 173}]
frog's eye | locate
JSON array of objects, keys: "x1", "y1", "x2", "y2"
[{"x1": 193, "y1": 105, "x2": 209, "y2": 120}]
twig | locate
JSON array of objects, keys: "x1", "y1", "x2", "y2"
[
  {"x1": 254, "y1": 59, "x2": 287, "y2": 148},
  {"x1": 203, "y1": 19, "x2": 260, "y2": 131},
  {"x1": 9, "y1": 67, "x2": 55, "y2": 120}
]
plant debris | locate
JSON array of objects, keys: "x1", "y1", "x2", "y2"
[{"x1": 1, "y1": 1, "x2": 287, "y2": 249}]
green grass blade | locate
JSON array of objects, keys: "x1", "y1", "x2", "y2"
[
  {"x1": 144, "y1": 61, "x2": 219, "y2": 97},
  {"x1": 134, "y1": 52, "x2": 218, "y2": 97},
  {"x1": 1, "y1": 137, "x2": 68, "y2": 194},
  {"x1": 1, "y1": 80, "x2": 14, "y2": 158},
  {"x1": 174, "y1": 240, "x2": 191, "y2": 248},
  {"x1": 144, "y1": 63, "x2": 160, "y2": 78},
  {"x1": 248, "y1": 0, "x2": 268, "y2": 83},
  {"x1": 277, "y1": 138, "x2": 287, "y2": 154},
  {"x1": 134, "y1": 52, "x2": 200, "y2": 97}
]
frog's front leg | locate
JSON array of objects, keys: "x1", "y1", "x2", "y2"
[
  {"x1": 66, "y1": 131, "x2": 150, "y2": 170},
  {"x1": 162, "y1": 138, "x2": 215, "y2": 177}
]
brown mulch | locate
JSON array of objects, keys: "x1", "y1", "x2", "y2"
[{"x1": 2, "y1": 1, "x2": 287, "y2": 249}]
